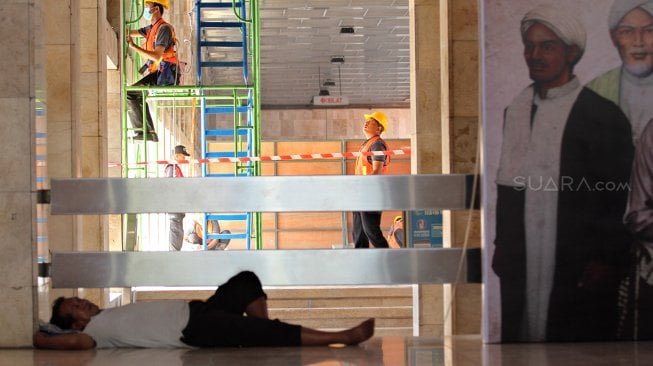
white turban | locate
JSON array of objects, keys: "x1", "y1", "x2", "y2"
[
  {"x1": 608, "y1": 0, "x2": 653, "y2": 30},
  {"x1": 521, "y1": 4, "x2": 587, "y2": 54}
]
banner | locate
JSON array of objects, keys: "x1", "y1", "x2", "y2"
[
  {"x1": 408, "y1": 210, "x2": 443, "y2": 248},
  {"x1": 482, "y1": 0, "x2": 653, "y2": 342}
]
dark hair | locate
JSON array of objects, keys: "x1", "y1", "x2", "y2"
[
  {"x1": 154, "y1": 3, "x2": 164, "y2": 15},
  {"x1": 50, "y1": 297, "x2": 74, "y2": 330}
]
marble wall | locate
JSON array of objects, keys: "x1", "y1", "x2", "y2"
[
  {"x1": 259, "y1": 108, "x2": 410, "y2": 141},
  {"x1": 39, "y1": 0, "x2": 109, "y2": 323},
  {"x1": 0, "y1": 0, "x2": 40, "y2": 347}
]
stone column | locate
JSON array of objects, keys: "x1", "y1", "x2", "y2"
[
  {"x1": 77, "y1": 0, "x2": 108, "y2": 256},
  {"x1": 42, "y1": 0, "x2": 108, "y2": 316},
  {"x1": 69, "y1": 0, "x2": 107, "y2": 305},
  {"x1": 448, "y1": 0, "x2": 481, "y2": 336},
  {"x1": 410, "y1": 0, "x2": 448, "y2": 337},
  {"x1": 0, "y1": 0, "x2": 42, "y2": 346},
  {"x1": 410, "y1": 0, "x2": 482, "y2": 337},
  {"x1": 43, "y1": 0, "x2": 75, "y2": 313}
]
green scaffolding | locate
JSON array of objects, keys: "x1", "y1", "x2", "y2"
[{"x1": 121, "y1": 0, "x2": 262, "y2": 251}]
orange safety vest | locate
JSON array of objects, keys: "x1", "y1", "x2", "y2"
[
  {"x1": 387, "y1": 219, "x2": 404, "y2": 248},
  {"x1": 194, "y1": 220, "x2": 218, "y2": 240},
  {"x1": 145, "y1": 18, "x2": 178, "y2": 73},
  {"x1": 355, "y1": 135, "x2": 390, "y2": 175}
]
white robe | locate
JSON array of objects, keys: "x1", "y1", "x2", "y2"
[
  {"x1": 620, "y1": 70, "x2": 653, "y2": 144},
  {"x1": 497, "y1": 78, "x2": 583, "y2": 341}
]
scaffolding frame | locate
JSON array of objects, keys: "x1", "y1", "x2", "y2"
[{"x1": 120, "y1": 0, "x2": 262, "y2": 251}]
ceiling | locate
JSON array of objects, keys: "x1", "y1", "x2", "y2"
[{"x1": 198, "y1": 0, "x2": 410, "y2": 108}]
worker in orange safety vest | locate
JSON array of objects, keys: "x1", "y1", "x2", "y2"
[
  {"x1": 185, "y1": 218, "x2": 232, "y2": 251},
  {"x1": 126, "y1": 0, "x2": 179, "y2": 142},
  {"x1": 352, "y1": 111, "x2": 391, "y2": 248},
  {"x1": 387, "y1": 215, "x2": 404, "y2": 248}
]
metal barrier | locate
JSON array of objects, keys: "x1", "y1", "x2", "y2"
[
  {"x1": 50, "y1": 248, "x2": 481, "y2": 287},
  {"x1": 50, "y1": 174, "x2": 475, "y2": 214},
  {"x1": 45, "y1": 174, "x2": 480, "y2": 288}
]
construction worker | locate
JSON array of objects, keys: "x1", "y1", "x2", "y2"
[
  {"x1": 165, "y1": 145, "x2": 190, "y2": 251},
  {"x1": 185, "y1": 218, "x2": 231, "y2": 251},
  {"x1": 352, "y1": 111, "x2": 390, "y2": 249},
  {"x1": 126, "y1": 0, "x2": 179, "y2": 142},
  {"x1": 387, "y1": 215, "x2": 404, "y2": 248}
]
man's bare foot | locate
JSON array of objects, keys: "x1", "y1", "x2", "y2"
[{"x1": 346, "y1": 318, "x2": 375, "y2": 345}]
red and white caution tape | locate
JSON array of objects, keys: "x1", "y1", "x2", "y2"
[{"x1": 109, "y1": 147, "x2": 410, "y2": 167}]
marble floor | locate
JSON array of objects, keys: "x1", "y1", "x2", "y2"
[{"x1": 3, "y1": 335, "x2": 653, "y2": 366}]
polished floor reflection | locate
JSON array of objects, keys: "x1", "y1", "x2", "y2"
[{"x1": 3, "y1": 335, "x2": 653, "y2": 366}]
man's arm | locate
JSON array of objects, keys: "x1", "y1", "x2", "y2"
[
  {"x1": 128, "y1": 36, "x2": 165, "y2": 63},
  {"x1": 33, "y1": 331, "x2": 96, "y2": 350},
  {"x1": 370, "y1": 160, "x2": 384, "y2": 175},
  {"x1": 164, "y1": 164, "x2": 174, "y2": 178},
  {"x1": 369, "y1": 140, "x2": 387, "y2": 175}
]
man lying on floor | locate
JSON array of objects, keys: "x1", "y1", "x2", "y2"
[{"x1": 34, "y1": 271, "x2": 374, "y2": 349}]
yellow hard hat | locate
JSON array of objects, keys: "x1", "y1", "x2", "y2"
[
  {"x1": 364, "y1": 111, "x2": 389, "y2": 133},
  {"x1": 394, "y1": 215, "x2": 403, "y2": 222},
  {"x1": 146, "y1": 0, "x2": 170, "y2": 9}
]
